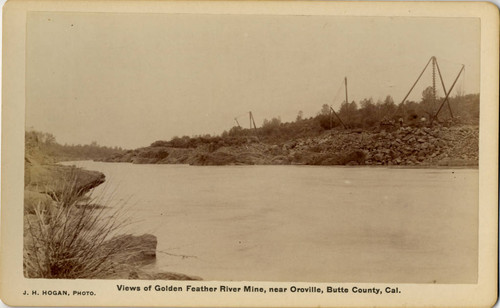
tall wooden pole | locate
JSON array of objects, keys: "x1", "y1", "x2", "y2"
[
  {"x1": 345, "y1": 77, "x2": 349, "y2": 125},
  {"x1": 434, "y1": 58, "x2": 454, "y2": 118},
  {"x1": 345, "y1": 77, "x2": 348, "y2": 106},
  {"x1": 399, "y1": 57, "x2": 433, "y2": 105},
  {"x1": 432, "y1": 65, "x2": 465, "y2": 123},
  {"x1": 432, "y1": 57, "x2": 437, "y2": 109},
  {"x1": 331, "y1": 106, "x2": 347, "y2": 129},
  {"x1": 329, "y1": 108, "x2": 333, "y2": 129},
  {"x1": 250, "y1": 112, "x2": 257, "y2": 130}
]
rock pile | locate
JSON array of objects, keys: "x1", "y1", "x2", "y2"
[
  {"x1": 297, "y1": 125, "x2": 478, "y2": 166},
  {"x1": 103, "y1": 125, "x2": 479, "y2": 167},
  {"x1": 361, "y1": 125, "x2": 479, "y2": 166}
]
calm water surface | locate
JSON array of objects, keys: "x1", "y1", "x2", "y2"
[{"x1": 65, "y1": 161, "x2": 478, "y2": 283}]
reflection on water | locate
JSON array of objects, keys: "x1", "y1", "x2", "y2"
[{"x1": 64, "y1": 161, "x2": 478, "y2": 283}]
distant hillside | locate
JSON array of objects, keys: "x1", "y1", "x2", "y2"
[{"x1": 25, "y1": 130, "x2": 127, "y2": 163}]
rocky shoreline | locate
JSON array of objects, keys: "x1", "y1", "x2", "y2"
[
  {"x1": 102, "y1": 125, "x2": 478, "y2": 167},
  {"x1": 24, "y1": 156, "x2": 200, "y2": 280}
]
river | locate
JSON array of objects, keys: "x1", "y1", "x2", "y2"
[{"x1": 63, "y1": 161, "x2": 478, "y2": 283}]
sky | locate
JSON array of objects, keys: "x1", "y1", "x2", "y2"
[{"x1": 26, "y1": 12, "x2": 480, "y2": 149}]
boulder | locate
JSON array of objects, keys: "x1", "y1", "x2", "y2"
[
  {"x1": 105, "y1": 234, "x2": 158, "y2": 265},
  {"x1": 373, "y1": 153, "x2": 385, "y2": 162},
  {"x1": 191, "y1": 152, "x2": 227, "y2": 165},
  {"x1": 27, "y1": 164, "x2": 105, "y2": 200},
  {"x1": 343, "y1": 150, "x2": 366, "y2": 165},
  {"x1": 24, "y1": 190, "x2": 57, "y2": 214}
]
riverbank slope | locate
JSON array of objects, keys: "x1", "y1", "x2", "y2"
[{"x1": 102, "y1": 125, "x2": 478, "y2": 167}]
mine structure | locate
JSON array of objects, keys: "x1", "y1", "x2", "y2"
[
  {"x1": 234, "y1": 111, "x2": 257, "y2": 130},
  {"x1": 232, "y1": 57, "x2": 465, "y2": 131},
  {"x1": 399, "y1": 56, "x2": 465, "y2": 124},
  {"x1": 329, "y1": 76, "x2": 348, "y2": 129}
]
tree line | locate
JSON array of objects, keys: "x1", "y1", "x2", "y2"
[{"x1": 149, "y1": 88, "x2": 478, "y2": 149}]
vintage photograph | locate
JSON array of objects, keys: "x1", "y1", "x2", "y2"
[{"x1": 23, "y1": 11, "x2": 480, "y2": 285}]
